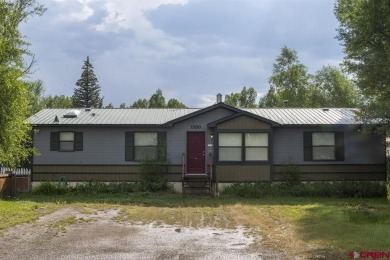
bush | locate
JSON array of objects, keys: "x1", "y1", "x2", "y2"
[
  {"x1": 279, "y1": 160, "x2": 300, "y2": 186},
  {"x1": 33, "y1": 182, "x2": 68, "y2": 195},
  {"x1": 221, "y1": 181, "x2": 387, "y2": 198},
  {"x1": 70, "y1": 182, "x2": 138, "y2": 194},
  {"x1": 139, "y1": 158, "x2": 170, "y2": 192}
]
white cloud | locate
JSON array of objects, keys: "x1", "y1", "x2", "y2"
[
  {"x1": 197, "y1": 94, "x2": 216, "y2": 108},
  {"x1": 56, "y1": 0, "x2": 94, "y2": 22}
]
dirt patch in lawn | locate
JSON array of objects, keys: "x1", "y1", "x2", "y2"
[{"x1": 0, "y1": 206, "x2": 287, "y2": 260}]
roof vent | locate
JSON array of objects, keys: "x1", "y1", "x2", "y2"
[
  {"x1": 322, "y1": 108, "x2": 329, "y2": 112},
  {"x1": 85, "y1": 108, "x2": 91, "y2": 112},
  {"x1": 63, "y1": 109, "x2": 81, "y2": 118},
  {"x1": 54, "y1": 115, "x2": 59, "y2": 123}
]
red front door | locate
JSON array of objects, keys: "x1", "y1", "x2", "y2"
[{"x1": 187, "y1": 132, "x2": 205, "y2": 174}]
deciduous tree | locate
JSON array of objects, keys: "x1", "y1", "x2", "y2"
[
  {"x1": 0, "y1": 0, "x2": 45, "y2": 167},
  {"x1": 225, "y1": 87, "x2": 257, "y2": 108},
  {"x1": 259, "y1": 46, "x2": 310, "y2": 107},
  {"x1": 335, "y1": 0, "x2": 390, "y2": 129},
  {"x1": 148, "y1": 89, "x2": 166, "y2": 108},
  {"x1": 130, "y1": 99, "x2": 149, "y2": 108},
  {"x1": 42, "y1": 95, "x2": 73, "y2": 108},
  {"x1": 167, "y1": 98, "x2": 187, "y2": 108},
  {"x1": 307, "y1": 66, "x2": 360, "y2": 108}
]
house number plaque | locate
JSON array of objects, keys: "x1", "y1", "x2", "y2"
[{"x1": 190, "y1": 125, "x2": 201, "y2": 129}]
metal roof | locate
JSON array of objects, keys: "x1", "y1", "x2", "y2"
[
  {"x1": 243, "y1": 108, "x2": 360, "y2": 125},
  {"x1": 29, "y1": 108, "x2": 200, "y2": 125},
  {"x1": 28, "y1": 106, "x2": 360, "y2": 126}
]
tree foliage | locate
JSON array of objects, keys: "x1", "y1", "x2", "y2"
[
  {"x1": 307, "y1": 66, "x2": 360, "y2": 108},
  {"x1": 130, "y1": 99, "x2": 149, "y2": 108},
  {"x1": 26, "y1": 79, "x2": 45, "y2": 115},
  {"x1": 167, "y1": 98, "x2": 187, "y2": 108},
  {"x1": 260, "y1": 46, "x2": 310, "y2": 107},
  {"x1": 148, "y1": 89, "x2": 166, "y2": 108},
  {"x1": 42, "y1": 95, "x2": 73, "y2": 108},
  {"x1": 259, "y1": 46, "x2": 360, "y2": 108},
  {"x1": 225, "y1": 86, "x2": 257, "y2": 108},
  {"x1": 73, "y1": 56, "x2": 103, "y2": 108},
  {"x1": 0, "y1": 0, "x2": 45, "y2": 167},
  {"x1": 335, "y1": 0, "x2": 390, "y2": 129},
  {"x1": 129, "y1": 89, "x2": 187, "y2": 109}
]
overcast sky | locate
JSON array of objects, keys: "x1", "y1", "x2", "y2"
[{"x1": 21, "y1": 0, "x2": 344, "y2": 108}]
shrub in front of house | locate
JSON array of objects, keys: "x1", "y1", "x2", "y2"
[
  {"x1": 32, "y1": 182, "x2": 68, "y2": 195},
  {"x1": 139, "y1": 158, "x2": 170, "y2": 192}
]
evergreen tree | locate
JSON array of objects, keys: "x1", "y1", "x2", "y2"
[{"x1": 73, "y1": 56, "x2": 103, "y2": 108}]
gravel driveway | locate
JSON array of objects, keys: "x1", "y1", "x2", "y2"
[{"x1": 0, "y1": 207, "x2": 287, "y2": 260}]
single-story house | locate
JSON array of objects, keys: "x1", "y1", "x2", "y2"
[{"x1": 29, "y1": 101, "x2": 387, "y2": 192}]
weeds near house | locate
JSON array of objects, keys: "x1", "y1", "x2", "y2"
[{"x1": 222, "y1": 181, "x2": 387, "y2": 198}]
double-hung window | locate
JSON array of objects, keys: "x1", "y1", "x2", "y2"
[
  {"x1": 50, "y1": 131, "x2": 83, "y2": 152},
  {"x1": 304, "y1": 132, "x2": 344, "y2": 161},
  {"x1": 218, "y1": 132, "x2": 269, "y2": 162},
  {"x1": 245, "y1": 133, "x2": 268, "y2": 161},
  {"x1": 219, "y1": 133, "x2": 242, "y2": 161},
  {"x1": 59, "y1": 132, "x2": 75, "y2": 152},
  {"x1": 134, "y1": 132, "x2": 158, "y2": 160},
  {"x1": 125, "y1": 131, "x2": 167, "y2": 161}
]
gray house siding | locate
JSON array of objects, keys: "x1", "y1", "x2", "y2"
[
  {"x1": 34, "y1": 126, "x2": 167, "y2": 165},
  {"x1": 272, "y1": 127, "x2": 386, "y2": 181},
  {"x1": 272, "y1": 127, "x2": 385, "y2": 165}
]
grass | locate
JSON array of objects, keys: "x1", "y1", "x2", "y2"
[
  {"x1": 1, "y1": 193, "x2": 389, "y2": 259},
  {"x1": 0, "y1": 199, "x2": 57, "y2": 230}
]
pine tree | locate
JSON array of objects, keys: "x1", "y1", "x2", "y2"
[{"x1": 72, "y1": 56, "x2": 103, "y2": 108}]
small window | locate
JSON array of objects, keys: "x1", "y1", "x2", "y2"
[
  {"x1": 219, "y1": 133, "x2": 242, "y2": 161},
  {"x1": 134, "y1": 132, "x2": 158, "y2": 160},
  {"x1": 59, "y1": 132, "x2": 75, "y2": 151},
  {"x1": 50, "y1": 131, "x2": 83, "y2": 152}
]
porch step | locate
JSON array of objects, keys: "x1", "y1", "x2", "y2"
[{"x1": 182, "y1": 179, "x2": 212, "y2": 195}]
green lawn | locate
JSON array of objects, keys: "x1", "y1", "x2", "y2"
[{"x1": 1, "y1": 193, "x2": 389, "y2": 259}]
